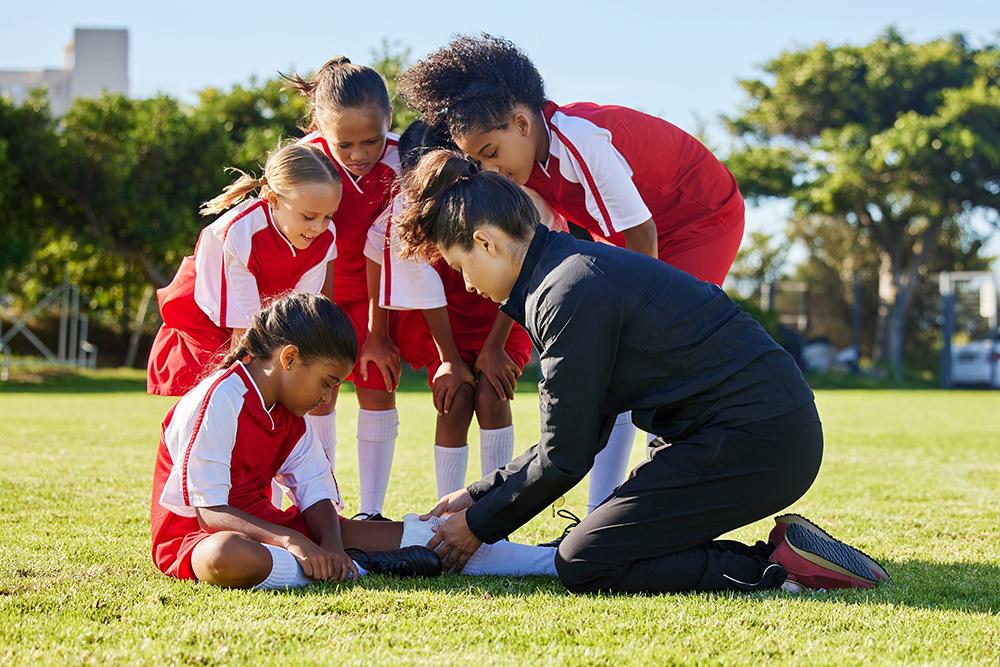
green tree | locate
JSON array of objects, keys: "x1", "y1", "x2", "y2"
[
  {"x1": 726, "y1": 230, "x2": 791, "y2": 299},
  {"x1": 194, "y1": 76, "x2": 309, "y2": 172},
  {"x1": 369, "y1": 38, "x2": 418, "y2": 133},
  {"x1": 726, "y1": 29, "x2": 1000, "y2": 379},
  {"x1": 0, "y1": 92, "x2": 56, "y2": 284}
]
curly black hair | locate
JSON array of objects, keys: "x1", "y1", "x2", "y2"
[{"x1": 398, "y1": 34, "x2": 547, "y2": 137}]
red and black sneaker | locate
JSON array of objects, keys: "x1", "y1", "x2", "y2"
[{"x1": 768, "y1": 514, "x2": 890, "y2": 589}]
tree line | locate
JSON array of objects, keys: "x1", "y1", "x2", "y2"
[{"x1": 1, "y1": 31, "x2": 997, "y2": 380}]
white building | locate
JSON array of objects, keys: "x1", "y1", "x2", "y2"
[{"x1": 0, "y1": 28, "x2": 128, "y2": 115}]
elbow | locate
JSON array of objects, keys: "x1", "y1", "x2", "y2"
[{"x1": 194, "y1": 506, "x2": 223, "y2": 532}]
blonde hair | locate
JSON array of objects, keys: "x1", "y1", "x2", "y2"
[
  {"x1": 200, "y1": 143, "x2": 341, "y2": 216},
  {"x1": 281, "y1": 56, "x2": 392, "y2": 134}
]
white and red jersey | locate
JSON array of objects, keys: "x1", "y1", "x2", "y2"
[
  {"x1": 303, "y1": 131, "x2": 401, "y2": 304},
  {"x1": 364, "y1": 194, "x2": 448, "y2": 311},
  {"x1": 364, "y1": 190, "x2": 567, "y2": 311},
  {"x1": 154, "y1": 362, "x2": 342, "y2": 517},
  {"x1": 150, "y1": 362, "x2": 341, "y2": 577},
  {"x1": 147, "y1": 198, "x2": 337, "y2": 397},
  {"x1": 192, "y1": 198, "x2": 337, "y2": 330},
  {"x1": 524, "y1": 101, "x2": 744, "y2": 258}
]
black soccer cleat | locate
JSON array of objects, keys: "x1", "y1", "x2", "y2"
[{"x1": 346, "y1": 546, "x2": 443, "y2": 578}]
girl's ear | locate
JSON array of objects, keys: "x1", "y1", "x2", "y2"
[
  {"x1": 513, "y1": 110, "x2": 531, "y2": 137},
  {"x1": 266, "y1": 190, "x2": 279, "y2": 207},
  {"x1": 278, "y1": 344, "x2": 300, "y2": 370}
]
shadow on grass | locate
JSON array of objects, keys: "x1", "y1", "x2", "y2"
[{"x1": 270, "y1": 559, "x2": 1000, "y2": 615}]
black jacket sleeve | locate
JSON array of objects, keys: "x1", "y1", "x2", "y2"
[{"x1": 465, "y1": 272, "x2": 622, "y2": 543}]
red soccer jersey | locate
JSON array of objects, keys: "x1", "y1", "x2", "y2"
[
  {"x1": 147, "y1": 198, "x2": 337, "y2": 396},
  {"x1": 150, "y1": 362, "x2": 341, "y2": 579},
  {"x1": 524, "y1": 101, "x2": 744, "y2": 258},
  {"x1": 303, "y1": 131, "x2": 400, "y2": 304}
]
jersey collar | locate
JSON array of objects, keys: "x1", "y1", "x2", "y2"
[{"x1": 263, "y1": 201, "x2": 297, "y2": 258}]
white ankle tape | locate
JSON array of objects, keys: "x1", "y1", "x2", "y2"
[{"x1": 400, "y1": 513, "x2": 438, "y2": 548}]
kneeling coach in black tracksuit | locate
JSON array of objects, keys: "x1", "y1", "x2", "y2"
[{"x1": 396, "y1": 149, "x2": 878, "y2": 594}]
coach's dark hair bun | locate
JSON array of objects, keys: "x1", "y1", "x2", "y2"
[{"x1": 395, "y1": 148, "x2": 538, "y2": 263}]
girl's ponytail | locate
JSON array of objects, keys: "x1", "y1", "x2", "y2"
[
  {"x1": 200, "y1": 169, "x2": 266, "y2": 216},
  {"x1": 281, "y1": 56, "x2": 391, "y2": 133},
  {"x1": 199, "y1": 143, "x2": 340, "y2": 217}
]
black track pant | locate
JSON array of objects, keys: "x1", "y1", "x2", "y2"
[{"x1": 555, "y1": 401, "x2": 823, "y2": 593}]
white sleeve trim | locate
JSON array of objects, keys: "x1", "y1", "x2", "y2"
[
  {"x1": 275, "y1": 422, "x2": 342, "y2": 511},
  {"x1": 551, "y1": 111, "x2": 652, "y2": 236}
]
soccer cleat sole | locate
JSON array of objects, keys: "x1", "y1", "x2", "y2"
[
  {"x1": 774, "y1": 513, "x2": 890, "y2": 582},
  {"x1": 783, "y1": 523, "x2": 878, "y2": 584}
]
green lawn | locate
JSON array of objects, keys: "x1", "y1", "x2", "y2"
[{"x1": 1, "y1": 369, "x2": 998, "y2": 665}]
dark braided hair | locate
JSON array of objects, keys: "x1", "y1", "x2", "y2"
[
  {"x1": 398, "y1": 35, "x2": 547, "y2": 137},
  {"x1": 217, "y1": 293, "x2": 357, "y2": 371},
  {"x1": 395, "y1": 149, "x2": 539, "y2": 262},
  {"x1": 281, "y1": 56, "x2": 392, "y2": 133}
]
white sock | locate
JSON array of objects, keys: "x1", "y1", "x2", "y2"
[
  {"x1": 251, "y1": 544, "x2": 369, "y2": 590},
  {"x1": 587, "y1": 411, "x2": 636, "y2": 514},
  {"x1": 307, "y1": 410, "x2": 342, "y2": 509},
  {"x1": 434, "y1": 444, "x2": 469, "y2": 498},
  {"x1": 462, "y1": 540, "x2": 558, "y2": 577},
  {"x1": 479, "y1": 425, "x2": 514, "y2": 477},
  {"x1": 399, "y1": 514, "x2": 556, "y2": 577},
  {"x1": 357, "y1": 408, "x2": 398, "y2": 516},
  {"x1": 307, "y1": 410, "x2": 338, "y2": 469}
]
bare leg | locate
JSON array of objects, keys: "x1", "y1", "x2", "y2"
[
  {"x1": 191, "y1": 531, "x2": 272, "y2": 588},
  {"x1": 339, "y1": 518, "x2": 405, "y2": 552}
]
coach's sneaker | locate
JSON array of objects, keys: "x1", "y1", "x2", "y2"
[
  {"x1": 345, "y1": 546, "x2": 443, "y2": 578},
  {"x1": 768, "y1": 514, "x2": 889, "y2": 589},
  {"x1": 771, "y1": 514, "x2": 889, "y2": 584}
]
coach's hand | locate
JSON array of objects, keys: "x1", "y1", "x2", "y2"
[
  {"x1": 427, "y1": 509, "x2": 482, "y2": 574},
  {"x1": 474, "y1": 343, "x2": 520, "y2": 401},
  {"x1": 421, "y1": 488, "x2": 473, "y2": 519},
  {"x1": 431, "y1": 360, "x2": 476, "y2": 415}
]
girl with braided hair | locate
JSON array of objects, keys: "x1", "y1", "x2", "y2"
[{"x1": 151, "y1": 293, "x2": 561, "y2": 589}]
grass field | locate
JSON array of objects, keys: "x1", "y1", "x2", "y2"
[{"x1": 1, "y1": 368, "x2": 998, "y2": 665}]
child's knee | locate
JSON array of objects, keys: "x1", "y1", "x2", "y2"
[
  {"x1": 474, "y1": 383, "x2": 510, "y2": 428},
  {"x1": 444, "y1": 383, "x2": 475, "y2": 421},
  {"x1": 191, "y1": 532, "x2": 270, "y2": 588}
]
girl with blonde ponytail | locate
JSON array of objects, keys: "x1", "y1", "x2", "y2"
[{"x1": 147, "y1": 142, "x2": 342, "y2": 400}]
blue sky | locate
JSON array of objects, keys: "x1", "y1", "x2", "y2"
[{"x1": 3, "y1": 0, "x2": 998, "y2": 265}]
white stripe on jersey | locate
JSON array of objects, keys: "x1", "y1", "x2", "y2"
[{"x1": 546, "y1": 111, "x2": 652, "y2": 236}]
